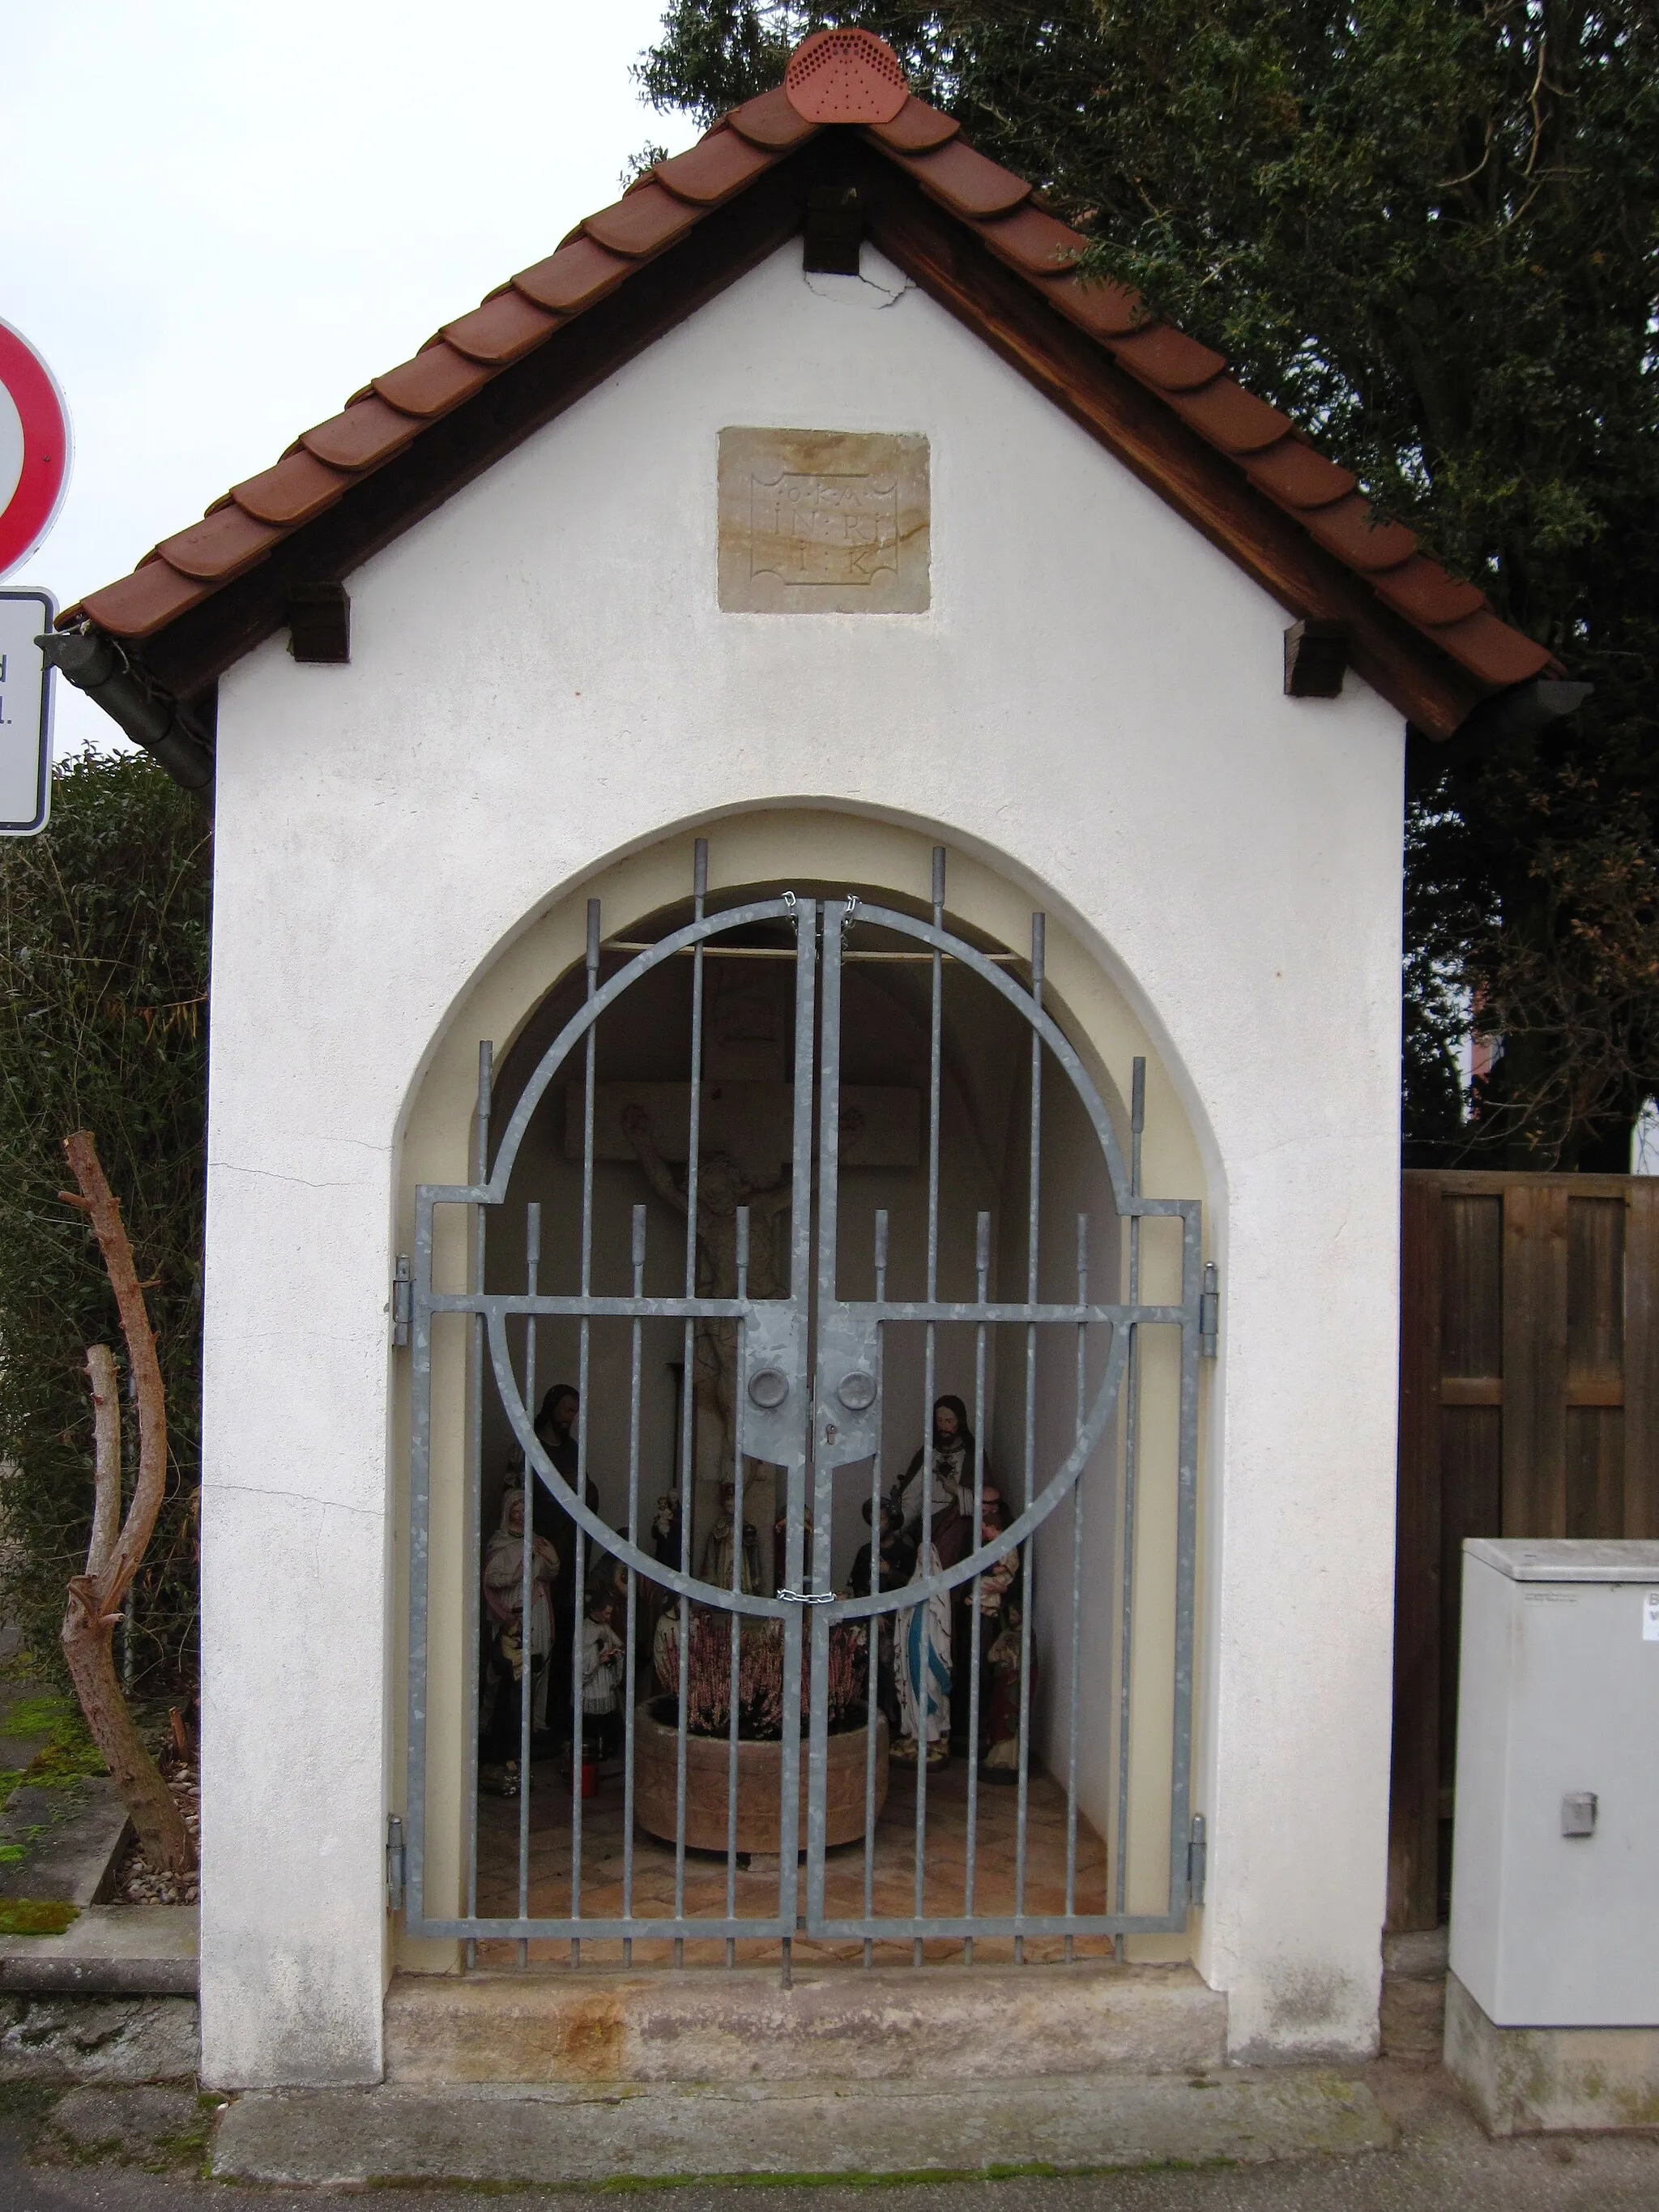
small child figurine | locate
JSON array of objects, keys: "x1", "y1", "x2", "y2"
[{"x1": 581, "y1": 1588, "x2": 625, "y2": 1762}]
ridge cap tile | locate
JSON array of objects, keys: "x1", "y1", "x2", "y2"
[
  {"x1": 156, "y1": 505, "x2": 284, "y2": 584},
  {"x1": 78, "y1": 562, "x2": 209, "y2": 641},
  {"x1": 1109, "y1": 323, "x2": 1226, "y2": 393},
  {"x1": 1302, "y1": 493, "x2": 1418, "y2": 574},
  {"x1": 582, "y1": 180, "x2": 702, "y2": 259},
  {"x1": 977, "y1": 202, "x2": 1087, "y2": 278},
  {"x1": 1163, "y1": 376, "x2": 1291, "y2": 456},
  {"x1": 299, "y1": 395, "x2": 424, "y2": 473},
  {"x1": 230, "y1": 450, "x2": 352, "y2": 529},
  {"x1": 1242, "y1": 439, "x2": 1356, "y2": 510},
  {"x1": 864, "y1": 97, "x2": 960, "y2": 152},
  {"x1": 1046, "y1": 271, "x2": 1145, "y2": 339},
  {"x1": 512, "y1": 237, "x2": 633, "y2": 314},
  {"x1": 727, "y1": 83, "x2": 820, "y2": 151},
  {"x1": 442, "y1": 292, "x2": 561, "y2": 367},
  {"x1": 653, "y1": 130, "x2": 778, "y2": 207},
  {"x1": 373, "y1": 344, "x2": 493, "y2": 420},
  {"x1": 1430, "y1": 607, "x2": 1553, "y2": 686},
  {"x1": 891, "y1": 135, "x2": 1031, "y2": 218},
  {"x1": 1371, "y1": 557, "x2": 1488, "y2": 628}
]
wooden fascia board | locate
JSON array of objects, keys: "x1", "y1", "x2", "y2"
[
  {"x1": 130, "y1": 156, "x2": 818, "y2": 699},
  {"x1": 854, "y1": 149, "x2": 1486, "y2": 739}
]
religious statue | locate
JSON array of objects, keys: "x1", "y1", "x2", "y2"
[
  {"x1": 847, "y1": 1497, "x2": 915, "y2": 1732},
  {"x1": 701, "y1": 1480, "x2": 761, "y2": 1594},
  {"x1": 531, "y1": 1383, "x2": 599, "y2": 1749},
  {"x1": 893, "y1": 1539, "x2": 951, "y2": 1767},
  {"x1": 480, "y1": 1486, "x2": 559, "y2": 1797},
  {"x1": 579, "y1": 1586, "x2": 626, "y2": 1763},
  {"x1": 983, "y1": 1601, "x2": 1030, "y2": 1781},
  {"x1": 621, "y1": 1101, "x2": 794, "y2": 1484},
  {"x1": 892, "y1": 1395, "x2": 982, "y2": 1570}
]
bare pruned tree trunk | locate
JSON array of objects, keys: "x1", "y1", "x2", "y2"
[{"x1": 58, "y1": 1129, "x2": 194, "y2": 1877}]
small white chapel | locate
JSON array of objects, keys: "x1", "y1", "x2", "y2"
[{"x1": 54, "y1": 28, "x2": 1555, "y2": 2092}]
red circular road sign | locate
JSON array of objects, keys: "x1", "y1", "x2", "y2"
[{"x1": 0, "y1": 319, "x2": 70, "y2": 580}]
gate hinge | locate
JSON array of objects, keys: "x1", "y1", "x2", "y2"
[
  {"x1": 390, "y1": 1255, "x2": 412, "y2": 1347},
  {"x1": 386, "y1": 1814, "x2": 406, "y2": 1912},
  {"x1": 1187, "y1": 1813, "x2": 1207, "y2": 1906},
  {"x1": 1198, "y1": 1263, "x2": 1219, "y2": 1360}
]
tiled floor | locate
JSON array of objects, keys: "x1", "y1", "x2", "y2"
[{"x1": 473, "y1": 1749, "x2": 1113, "y2": 1969}]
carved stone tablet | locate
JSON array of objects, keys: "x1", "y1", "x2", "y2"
[{"x1": 718, "y1": 427, "x2": 930, "y2": 613}]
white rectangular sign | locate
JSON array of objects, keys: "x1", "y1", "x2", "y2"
[
  {"x1": 0, "y1": 587, "x2": 55, "y2": 835},
  {"x1": 1644, "y1": 1591, "x2": 1659, "y2": 1642}
]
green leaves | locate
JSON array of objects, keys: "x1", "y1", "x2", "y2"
[{"x1": 0, "y1": 755, "x2": 209, "y2": 1685}]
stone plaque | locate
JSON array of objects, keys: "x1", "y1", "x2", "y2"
[{"x1": 718, "y1": 427, "x2": 929, "y2": 614}]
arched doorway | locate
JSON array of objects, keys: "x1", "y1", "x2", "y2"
[{"x1": 396, "y1": 821, "x2": 1210, "y2": 1971}]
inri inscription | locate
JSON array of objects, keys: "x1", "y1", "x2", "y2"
[{"x1": 718, "y1": 427, "x2": 930, "y2": 614}]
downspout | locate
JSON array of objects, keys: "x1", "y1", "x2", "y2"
[{"x1": 36, "y1": 627, "x2": 215, "y2": 793}]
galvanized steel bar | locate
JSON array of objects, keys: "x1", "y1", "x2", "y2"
[
  {"x1": 778, "y1": 895, "x2": 818, "y2": 1986},
  {"x1": 963, "y1": 1208, "x2": 991, "y2": 1962},
  {"x1": 569, "y1": 900, "x2": 600, "y2": 1964},
  {"x1": 464, "y1": 1040, "x2": 491, "y2": 1965},
  {"x1": 673, "y1": 843, "x2": 708, "y2": 1967},
  {"x1": 518, "y1": 1200, "x2": 540, "y2": 1962},
  {"x1": 805, "y1": 903, "x2": 846, "y2": 1932},
  {"x1": 1014, "y1": 915, "x2": 1044, "y2": 1962},
  {"x1": 623, "y1": 1204, "x2": 646, "y2": 1966},
  {"x1": 727, "y1": 1206, "x2": 751, "y2": 1966},
  {"x1": 1064, "y1": 1211, "x2": 1088, "y2": 1960},
  {"x1": 911, "y1": 848, "x2": 945, "y2": 1965},
  {"x1": 1114, "y1": 1057, "x2": 1146, "y2": 1954},
  {"x1": 862, "y1": 1206, "x2": 889, "y2": 1967}
]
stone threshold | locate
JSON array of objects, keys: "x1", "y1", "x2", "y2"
[
  {"x1": 387, "y1": 1958, "x2": 1226, "y2": 2086},
  {"x1": 0, "y1": 1902, "x2": 198, "y2": 1995},
  {"x1": 215, "y1": 2069, "x2": 1397, "y2": 2186}
]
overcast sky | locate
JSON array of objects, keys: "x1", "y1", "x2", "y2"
[{"x1": 6, "y1": 1, "x2": 700, "y2": 755}]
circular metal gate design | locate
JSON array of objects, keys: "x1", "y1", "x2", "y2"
[{"x1": 403, "y1": 841, "x2": 1206, "y2": 1960}]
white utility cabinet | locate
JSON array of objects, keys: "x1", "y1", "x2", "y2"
[{"x1": 1449, "y1": 1538, "x2": 1659, "y2": 2026}]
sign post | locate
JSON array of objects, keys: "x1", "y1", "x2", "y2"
[{"x1": 0, "y1": 319, "x2": 72, "y2": 836}]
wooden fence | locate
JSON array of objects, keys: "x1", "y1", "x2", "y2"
[{"x1": 1388, "y1": 1171, "x2": 1659, "y2": 1932}]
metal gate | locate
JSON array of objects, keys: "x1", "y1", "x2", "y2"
[{"x1": 402, "y1": 841, "x2": 1209, "y2": 1966}]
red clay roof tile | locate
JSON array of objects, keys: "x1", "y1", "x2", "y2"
[
  {"x1": 1163, "y1": 378, "x2": 1289, "y2": 457},
  {"x1": 300, "y1": 396, "x2": 422, "y2": 473},
  {"x1": 892, "y1": 138, "x2": 1032, "y2": 220},
  {"x1": 727, "y1": 85, "x2": 820, "y2": 151},
  {"x1": 155, "y1": 506, "x2": 285, "y2": 584},
  {"x1": 1371, "y1": 558, "x2": 1488, "y2": 628},
  {"x1": 512, "y1": 237, "x2": 633, "y2": 314},
  {"x1": 79, "y1": 560, "x2": 208, "y2": 640},
  {"x1": 1431, "y1": 609, "x2": 1553, "y2": 687},
  {"x1": 654, "y1": 129, "x2": 779, "y2": 207},
  {"x1": 1302, "y1": 493, "x2": 1418, "y2": 574},
  {"x1": 442, "y1": 291, "x2": 561, "y2": 365},
  {"x1": 582, "y1": 181, "x2": 701, "y2": 259},
  {"x1": 1109, "y1": 324, "x2": 1226, "y2": 394},
  {"x1": 1047, "y1": 272, "x2": 1145, "y2": 341},
  {"x1": 978, "y1": 203, "x2": 1085, "y2": 279},
  {"x1": 864, "y1": 98, "x2": 960, "y2": 152},
  {"x1": 1243, "y1": 438, "x2": 1356, "y2": 511},
  {"x1": 373, "y1": 344, "x2": 493, "y2": 420},
  {"x1": 230, "y1": 450, "x2": 352, "y2": 529}
]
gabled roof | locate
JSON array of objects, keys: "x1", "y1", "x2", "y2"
[{"x1": 65, "y1": 31, "x2": 1555, "y2": 740}]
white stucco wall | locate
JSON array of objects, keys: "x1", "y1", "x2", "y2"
[{"x1": 198, "y1": 242, "x2": 1404, "y2": 2085}]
